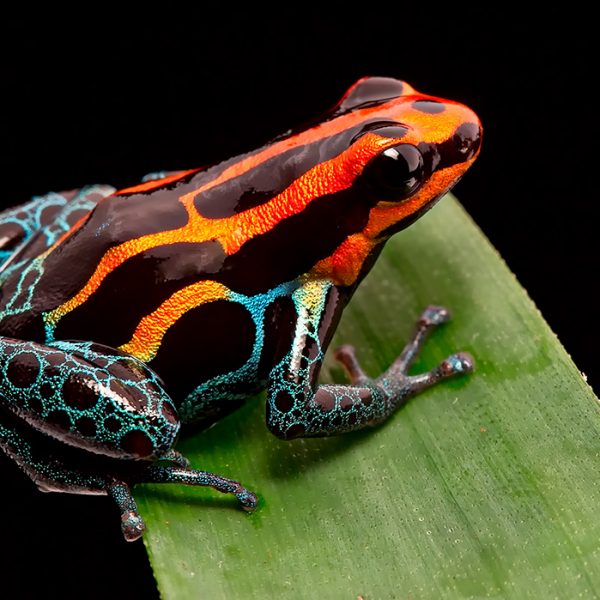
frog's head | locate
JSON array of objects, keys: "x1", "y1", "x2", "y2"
[
  {"x1": 109, "y1": 76, "x2": 480, "y2": 290},
  {"x1": 327, "y1": 76, "x2": 482, "y2": 238},
  {"x1": 300, "y1": 76, "x2": 481, "y2": 284}
]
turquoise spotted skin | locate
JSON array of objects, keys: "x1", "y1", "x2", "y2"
[
  {"x1": 0, "y1": 338, "x2": 179, "y2": 460},
  {"x1": 0, "y1": 77, "x2": 481, "y2": 541}
]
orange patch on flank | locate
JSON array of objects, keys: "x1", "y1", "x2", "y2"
[
  {"x1": 310, "y1": 234, "x2": 376, "y2": 286},
  {"x1": 118, "y1": 280, "x2": 230, "y2": 362}
]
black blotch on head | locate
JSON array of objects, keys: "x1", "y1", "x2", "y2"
[
  {"x1": 337, "y1": 77, "x2": 405, "y2": 114},
  {"x1": 412, "y1": 100, "x2": 445, "y2": 114},
  {"x1": 452, "y1": 122, "x2": 482, "y2": 161}
]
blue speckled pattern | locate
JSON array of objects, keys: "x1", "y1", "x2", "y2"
[
  {"x1": 0, "y1": 185, "x2": 115, "y2": 281},
  {"x1": 0, "y1": 338, "x2": 179, "y2": 459},
  {"x1": 266, "y1": 300, "x2": 474, "y2": 439}
]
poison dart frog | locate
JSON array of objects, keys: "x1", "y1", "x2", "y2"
[{"x1": 0, "y1": 77, "x2": 481, "y2": 541}]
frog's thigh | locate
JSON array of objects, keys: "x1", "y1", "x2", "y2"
[
  {"x1": 0, "y1": 337, "x2": 180, "y2": 460},
  {"x1": 0, "y1": 410, "x2": 109, "y2": 494}
]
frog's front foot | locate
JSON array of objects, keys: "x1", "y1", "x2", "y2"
[
  {"x1": 336, "y1": 305, "x2": 474, "y2": 396},
  {"x1": 107, "y1": 480, "x2": 146, "y2": 542}
]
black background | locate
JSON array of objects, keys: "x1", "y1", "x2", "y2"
[{"x1": 1, "y1": 8, "x2": 596, "y2": 598}]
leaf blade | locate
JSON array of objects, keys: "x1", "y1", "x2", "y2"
[{"x1": 138, "y1": 195, "x2": 600, "y2": 599}]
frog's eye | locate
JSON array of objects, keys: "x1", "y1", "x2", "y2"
[{"x1": 361, "y1": 144, "x2": 425, "y2": 201}]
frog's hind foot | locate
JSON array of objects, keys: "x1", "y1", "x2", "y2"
[
  {"x1": 110, "y1": 463, "x2": 258, "y2": 542},
  {"x1": 136, "y1": 464, "x2": 258, "y2": 512},
  {"x1": 107, "y1": 480, "x2": 146, "y2": 542}
]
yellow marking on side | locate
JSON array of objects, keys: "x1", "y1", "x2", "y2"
[{"x1": 118, "y1": 280, "x2": 230, "y2": 362}]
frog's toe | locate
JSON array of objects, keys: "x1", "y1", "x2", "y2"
[
  {"x1": 421, "y1": 305, "x2": 451, "y2": 326},
  {"x1": 121, "y1": 510, "x2": 146, "y2": 542},
  {"x1": 236, "y1": 488, "x2": 259, "y2": 511},
  {"x1": 440, "y1": 351, "x2": 475, "y2": 376}
]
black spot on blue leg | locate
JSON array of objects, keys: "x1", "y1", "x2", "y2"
[
  {"x1": 285, "y1": 423, "x2": 306, "y2": 439},
  {"x1": 274, "y1": 390, "x2": 295, "y2": 413},
  {"x1": 104, "y1": 417, "x2": 121, "y2": 433},
  {"x1": 76, "y1": 416, "x2": 97, "y2": 437},
  {"x1": 6, "y1": 352, "x2": 41, "y2": 387},
  {"x1": 62, "y1": 372, "x2": 99, "y2": 410},
  {"x1": 315, "y1": 390, "x2": 335, "y2": 412},
  {"x1": 47, "y1": 410, "x2": 72, "y2": 430},
  {"x1": 120, "y1": 430, "x2": 155, "y2": 459}
]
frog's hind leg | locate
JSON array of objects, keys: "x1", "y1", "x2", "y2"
[
  {"x1": 0, "y1": 415, "x2": 146, "y2": 540},
  {"x1": 0, "y1": 403, "x2": 256, "y2": 542},
  {"x1": 108, "y1": 462, "x2": 257, "y2": 541},
  {"x1": 0, "y1": 185, "x2": 115, "y2": 277},
  {"x1": 133, "y1": 464, "x2": 258, "y2": 511},
  {"x1": 0, "y1": 337, "x2": 257, "y2": 541}
]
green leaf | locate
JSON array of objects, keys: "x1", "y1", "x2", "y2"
[{"x1": 137, "y1": 195, "x2": 599, "y2": 599}]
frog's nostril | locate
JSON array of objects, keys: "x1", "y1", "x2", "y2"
[{"x1": 453, "y1": 122, "x2": 482, "y2": 161}]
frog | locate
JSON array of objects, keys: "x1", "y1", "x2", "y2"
[{"x1": 0, "y1": 77, "x2": 481, "y2": 541}]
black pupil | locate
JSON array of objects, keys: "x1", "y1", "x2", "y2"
[{"x1": 363, "y1": 144, "x2": 424, "y2": 200}]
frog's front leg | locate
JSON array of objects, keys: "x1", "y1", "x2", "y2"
[{"x1": 266, "y1": 281, "x2": 474, "y2": 440}]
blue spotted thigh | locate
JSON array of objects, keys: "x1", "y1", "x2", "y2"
[{"x1": 0, "y1": 338, "x2": 180, "y2": 459}]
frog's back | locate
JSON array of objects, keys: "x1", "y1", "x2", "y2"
[
  {"x1": 0, "y1": 130, "x2": 368, "y2": 401},
  {"x1": 0, "y1": 76, "x2": 481, "y2": 404},
  {"x1": 0, "y1": 169, "x2": 250, "y2": 400}
]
